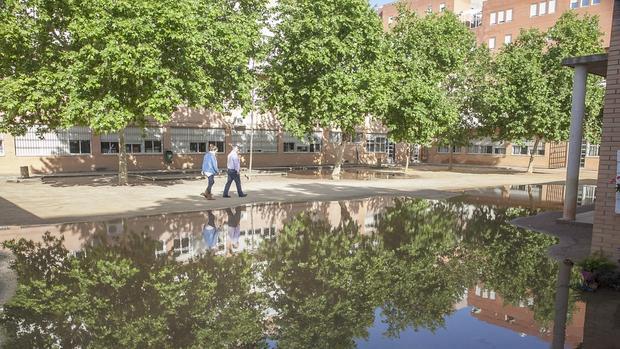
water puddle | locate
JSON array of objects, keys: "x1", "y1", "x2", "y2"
[
  {"x1": 0, "y1": 195, "x2": 613, "y2": 348},
  {"x1": 286, "y1": 168, "x2": 418, "y2": 180}
]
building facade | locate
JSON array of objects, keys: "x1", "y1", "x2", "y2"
[
  {"x1": 0, "y1": 108, "x2": 404, "y2": 175},
  {"x1": 592, "y1": 0, "x2": 620, "y2": 264}
]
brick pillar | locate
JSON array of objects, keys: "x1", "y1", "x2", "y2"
[{"x1": 592, "y1": 0, "x2": 620, "y2": 264}]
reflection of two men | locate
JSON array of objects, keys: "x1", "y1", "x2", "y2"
[
  {"x1": 201, "y1": 207, "x2": 244, "y2": 256},
  {"x1": 225, "y1": 207, "x2": 243, "y2": 256}
]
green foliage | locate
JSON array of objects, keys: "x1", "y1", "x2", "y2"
[
  {"x1": 481, "y1": 12, "x2": 605, "y2": 144},
  {"x1": 384, "y1": 10, "x2": 482, "y2": 146},
  {"x1": 261, "y1": 0, "x2": 387, "y2": 139},
  {"x1": 1, "y1": 232, "x2": 267, "y2": 348},
  {"x1": 578, "y1": 252, "x2": 617, "y2": 273},
  {"x1": 0, "y1": 0, "x2": 267, "y2": 135}
]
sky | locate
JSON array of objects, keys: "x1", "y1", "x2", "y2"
[{"x1": 369, "y1": 0, "x2": 393, "y2": 8}]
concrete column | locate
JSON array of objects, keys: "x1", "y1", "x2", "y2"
[
  {"x1": 551, "y1": 259, "x2": 574, "y2": 349},
  {"x1": 563, "y1": 64, "x2": 588, "y2": 221}
]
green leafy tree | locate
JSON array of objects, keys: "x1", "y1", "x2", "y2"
[
  {"x1": 0, "y1": 0, "x2": 266, "y2": 184},
  {"x1": 481, "y1": 12, "x2": 604, "y2": 173},
  {"x1": 261, "y1": 0, "x2": 388, "y2": 177},
  {"x1": 384, "y1": 10, "x2": 478, "y2": 172}
]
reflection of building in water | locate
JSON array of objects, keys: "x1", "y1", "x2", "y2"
[
  {"x1": 0, "y1": 197, "x2": 395, "y2": 258},
  {"x1": 467, "y1": 284, "x2": 585, "y2": 348},
  {"x1": 461, "y1": 184, "x2": 597, "y2": 210}
]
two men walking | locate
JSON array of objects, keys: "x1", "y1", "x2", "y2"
[{"x1": 201, "y1": 144, "x2": 247, "y2": 200}]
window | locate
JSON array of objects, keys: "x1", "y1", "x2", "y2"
[
  {"x1": 490, "y1": 12, "x2": 497, "y2": 25},
  {"x1": 494, "y1": 146, "x2": 506, "y2": 154},
  {"x1": 504, "y1": 34, "x2": 512, "y2": 45},
  {"x1": 539, "y1": 2, "x2": 547, "y2": 15},
  {"x1": 512, "y1": 141, "x2": 545, "y2": 156},
  {"x1": 232, "y1": 130, "x2": 278, "y2": 153},
  {"x1": 171, "y1": 128, "x2": 225, "y2": 154},
  {"x1": 530, "y1": 3, "x2": 537, "y2": 17},
  {"x1": 488, "y1": 37, "x2": 496, "y2": 49},
  {"x1": 587, "y1": 143, "x2": 600, "y2": 157},
  {"x1": 581, "y1": 0, "x2": 590, "y2": 6},
  {"x1": 439, "y1": 3, "x2": 446, "y2": 12},
  {"x1": 426, "y1": 5, "x2": 432, "y2": 14},
  {"x1": 437, "y1": 145, "x2": 462, "y2": 153},
  {"x1": 592, "y1": 0, "x2": 601, "y2": 4},
  {"x1": 497, "y1": 11, "x2": 505, "y2": 24},
  {"x1": 388, "y1": 16, "x2": 395, "y2": 25},
  {"x1": 570, "y1": 0, "x2": 579, "y2": 8},
  {"x1": 283, "y1": 131, "x2": 322, "y2": 153},
  {"x1": 468, "y1": 144, "x2": 493, "y2": 154},
  {"x1": 15, "y1": 126, "x2": 92, "y2": 156},
  {"x1": 506, "y1": 9, "x2": 513, "y2": 22},
  {"x1": 173, "y1": 236, "x2": 192, "y2": 257},
  {"x1": 366, "y1": 133, "x2": 387, "y2": 153},
  {"x1": 0, "y1": 135, "x2": 4, "y2": 156},
  {"x1": 548, "y1": 0, "x2": 556, "y2": 13},
  {"x1": 330, "y1": 131, "x2": 342, "y2": 144},
  {"x1": 100, "y1": 127, "x2": 163, "y2": 155}
]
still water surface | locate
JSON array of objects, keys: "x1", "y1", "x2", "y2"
[{"x1": 0, "y1": 193, "x2": 593, "y2": 348}]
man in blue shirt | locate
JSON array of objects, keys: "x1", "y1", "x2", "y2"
[
  {"x1": 223, "y1": 144, "x2": 247, "y2": 198},
  {"x1": 201, "y1": 144, "x2": 219, "y2": 200}
]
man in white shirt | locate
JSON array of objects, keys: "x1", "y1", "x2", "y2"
[{"x1": 223, "y1": 144, "x2": 247, "y2": 198}]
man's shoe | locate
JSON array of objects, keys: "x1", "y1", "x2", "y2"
[
  {"x1": 239, "y1": 193, "x2": 247, "y2": 198},
  {"x1": 207, "y1": 193, "x2": 215, "y2": 200}
]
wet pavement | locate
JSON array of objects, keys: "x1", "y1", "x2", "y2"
[
  {"x1": 285, "y1": 168, "x2": 419, "y2": 180},
  {"x1": 1, "y1": 192, "x2": 617, "y2": 348}
]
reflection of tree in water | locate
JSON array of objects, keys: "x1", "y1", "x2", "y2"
[
  {"x1": 257, "y1": 215, "x2": 377, "y2": 349},
  {"x1": 1, "y1": 232, "x2": 267, "y2": 349},
  {"x1": 1, "y1": 198, "x2": 576, "y2": 348}
]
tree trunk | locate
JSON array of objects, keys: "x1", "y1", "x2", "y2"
[
  {"x1": 448, "y1": 146, "x2": 454, "y2": 171},
  {"x1": 527, "y1": 137, "x2": 541, "y2": 174},
  {"x1": 332, "y1": 139, "x2": 347, "y2": 177},
  {"x1": 404, "y1": 144, "x2": 411, "y2": 173},
  {"x1": 118, "y1": 130, "x2": 128, "y2": 185}
]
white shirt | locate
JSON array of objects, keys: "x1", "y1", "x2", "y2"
[{"x1": 227, "y1": 150, "x2": 240, "y2": 172}]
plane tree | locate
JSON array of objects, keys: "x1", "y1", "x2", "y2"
[
  {"x1": 0, "y1": 0, "x2": 266, "y2": 183},
  {"x1": 261, "y1": 0, "x2": 388, "y2": 177},
  {"x1": 481, "y1": 12, "x2": 604, "y2": 173}
]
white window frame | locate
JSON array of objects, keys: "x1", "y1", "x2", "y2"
[
  {"x1": 439, "y1": 3, "x2": 446, "y2": 12},
  {"x1": 490, "y1": 12, "x2": 497, "y2": 25},
  {"x1": 570, "y1": 0, "x2": 579, "y2": 8},
  {"x1": 170, "y1": 127, "x2": 225, "y2": 154},
  {"x1": 512, "y1": 141, "x2": 545, "y2": 156},
  {"x1": 548, "y1": 0, "x2": 556, "y2": 13},
  {"x1": 283, "y1": 131, "x2": 323, "y2": 153},
  {"x1": 506, "y1": 9, "x2": 513, "y2": 22},
  {"x1": 592, "y1": 0, "x2": 600, "y2": 4},
  {"x1": 530, "y1": 3, "x2": 538, "y2": 17},
  {"x1": 504, "y1": 34, "x2": 512, "y2": 45},
  {"x1": 581, "y1": 0, "x2": 590, "y2": 6},
  {"x1": 488, "y1": 37, "x2": 496, "y2": 49},
  {"x1": 100, "y1": 127, "x2": 163, "y2": 155},
  {"x1": 15, "y1": 127, "x2": 92, "y2": 157},
  {"x1": 586, "y1": 143, "x2": 600, "y2": 157},
  {"x1": 365, "y1": 133, "x2": 387, "y2": 153},
  {"x1": 437, "y1": 145, "x2": 462, "y2": 154},
  {"x1": 232, "y1": 129, "x2": 278, "y2": 153},
  {"x1": 539, "y1": 2, "x2": 547, "y2": 15},
  {"x1": 497, "y1": 11, "x2": 505, "y2": 24}
]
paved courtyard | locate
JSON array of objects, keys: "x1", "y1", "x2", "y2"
[{"x1": 0, "y1": 166, "x2": 597, "y2": 226}]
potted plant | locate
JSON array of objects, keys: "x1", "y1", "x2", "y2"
[{"x1": 577, "y1": 252, "x2": 617, "y2": 292}]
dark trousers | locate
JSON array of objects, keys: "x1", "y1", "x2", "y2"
[
  {"x1": 223, "y1": 169, "x2": 243, "y2": 196},
  {"x1": 205, "y1": 175, "x2": 215, "y2": 194}
]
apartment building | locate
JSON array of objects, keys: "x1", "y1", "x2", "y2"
[{"x1": 378, "y1": 0, "x2": 612, "y2": 171}]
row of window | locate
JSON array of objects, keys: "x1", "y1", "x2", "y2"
[
  {"x1": 570, "y1": 0, "x2": 601, "y2": 9},
  {"x1": 489, "y1": 9, "x2": 513, "y2": 25},
  {"x1": 530, "y1": 1, "x2": 557, "y2": 18},
  {"x1": 3, "y1": 128, "x2": 392, "y2": 157},
  {"x1": 488, "y1": 35, "x2": 512, "y2": 49},
  {"x1": 437, "y1": 141, "x2": 547, "y2": 156}
]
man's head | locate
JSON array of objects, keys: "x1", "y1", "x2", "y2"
[
  {"x1": 209, "y1": 144, "x2": 218, "y2": 152},
  {"x1": 233, "y1": 144, "x2": 241, "y2": 152}
]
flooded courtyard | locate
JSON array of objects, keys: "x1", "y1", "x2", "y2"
[{"x1": 0, "y1": 188, "x2": 617, "y2": 348}]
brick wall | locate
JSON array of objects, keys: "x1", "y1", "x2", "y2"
[{"x1": 592, "y1": 0, "x2": 620, "y2": 264}]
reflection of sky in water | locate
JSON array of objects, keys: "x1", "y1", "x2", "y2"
[{"x1": 357, "y1": 308, "x2": 551, "y2": 349}]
